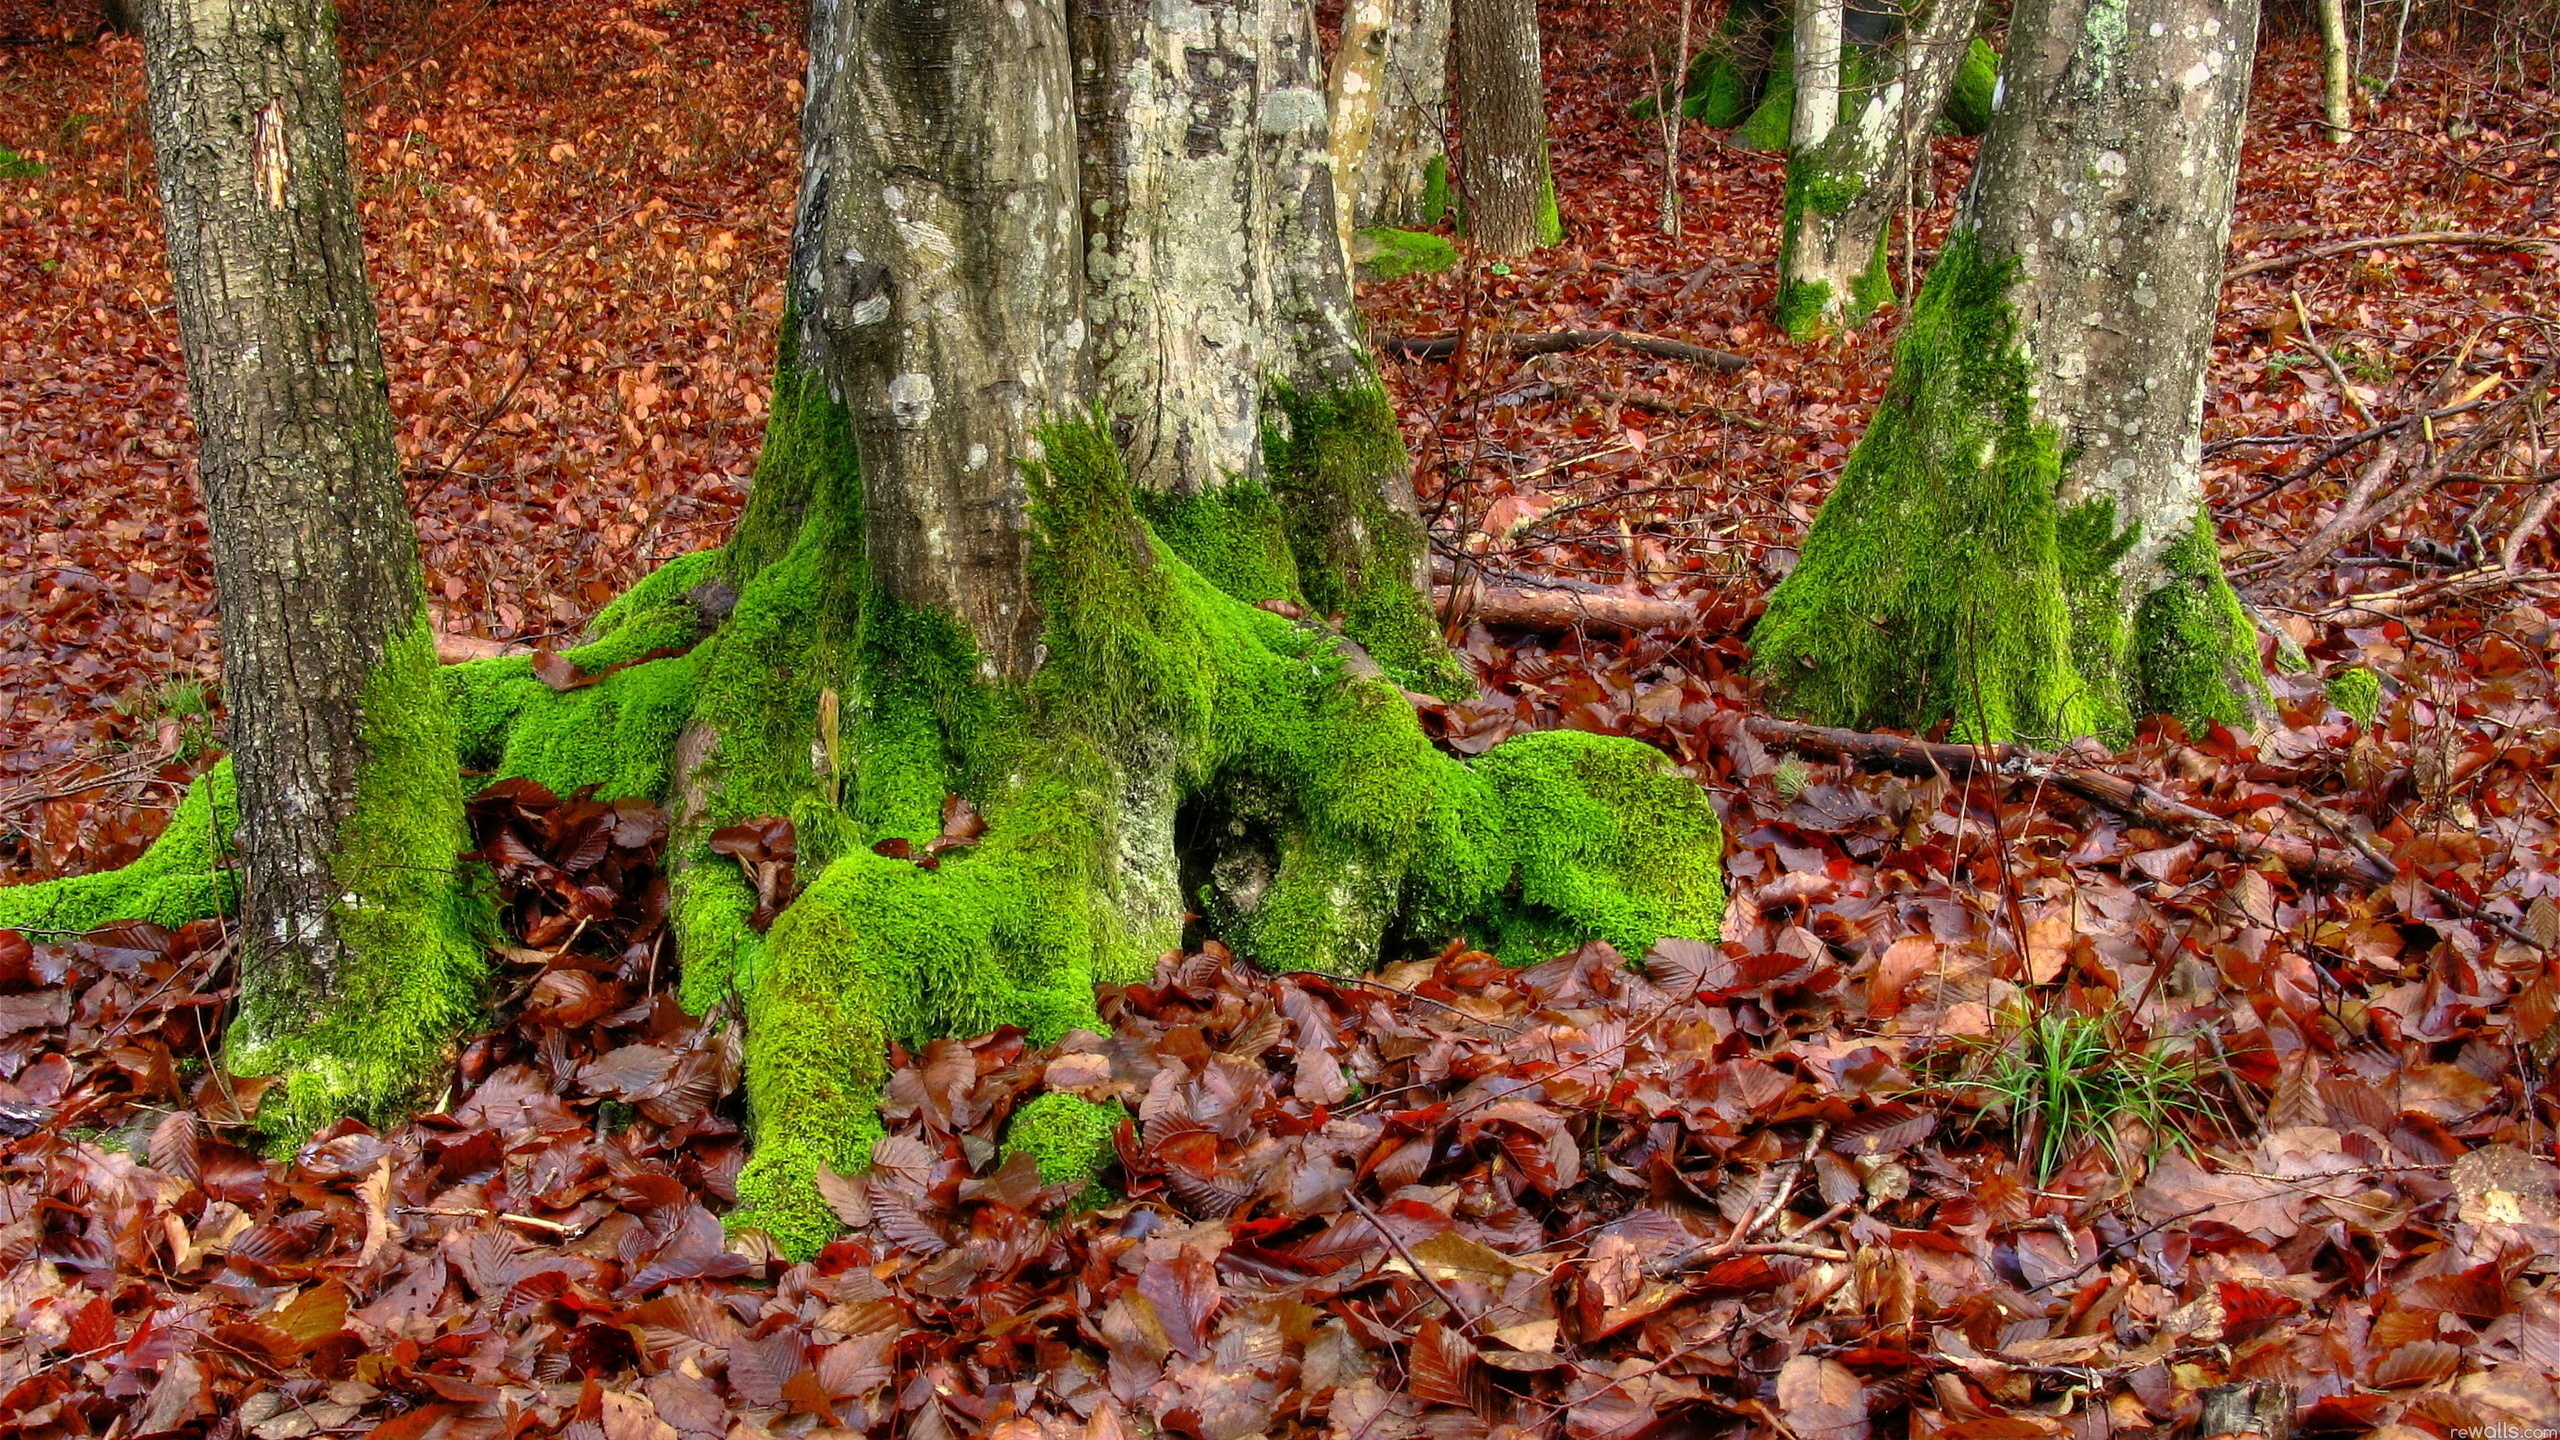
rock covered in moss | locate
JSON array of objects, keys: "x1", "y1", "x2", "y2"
[{"x1": 2325, "y1": 666, "x2": 2384, "y2": 728}]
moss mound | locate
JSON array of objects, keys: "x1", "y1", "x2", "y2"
[
  {"x1": 1002, "y1": 1092, "x2": 1129, "y2": 1189},
  {"x1": 1355, "y1": 227, "x2": 1460, "y2": 282}
]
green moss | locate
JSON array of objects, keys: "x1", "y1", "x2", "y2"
[
  {"x1": 2131, "y1": 509, "x2": 2268, "y2": 735},
  {"x1": 1535, "y1": 151, "x2": 1564, "y2": 249},
  {"x1": 1136, "y1": 479, "x2": 1304, "y2": 607},
  {"x1": 1355, "y1": 227, "x2": 1460, "y2": 282},
  {"x1": 1472, "y1": 730, "x2": 1726, "y2": 963},
  {"x1": 1262, "y1": 383, "x2": 1469, "y2": 698},
  {"x1": 2325, "y1": 666, "x2": 2382, "y2": 728},
  {"x1": 1755, "y1": 232, "x2": 2262, "y2": 744},
  {"x1": 721, "y1": 411, "x2": 1723, "y2": 1255},
  {"x1": 0, "y1": 762, "x2": 237, "y2": 937},
  {"x1": 233, "y1": 614, "x2": 491, "y2": 1142},
  {"x1": 1942, "y1": 37, "x2": 1999, "y2": 136},
  {"x1": 1420, "y1": 154, "x2": 1452, "y2": 226},
  {"x1": 1731, "y1": 30, "x2": 1799, "y2": 152},
  {"x1": 1003, "y1": 1092, "x2": 1128, "y2": 1191}
]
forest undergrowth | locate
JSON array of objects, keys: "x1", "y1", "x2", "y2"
[{"x1": 2, "y1": 0, "x2": 2559, "y2": 1434}]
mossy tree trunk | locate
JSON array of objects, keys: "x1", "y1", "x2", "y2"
[
  {"x1": 2317, "y1": 0, "x2": 2354, "y2": 142},
  {"x1": 1776, "y1": 0, "x2": 1984, "y2": 336},
  {"x1": 1452, "y1": 0, "x2": 1560, "y2": 253},
  {"x1": 3, "y1": 0, "x2": 1729, "y2": 1258},
  {"x1": 127, "y1": 0, "x2": 479, "y2": 1136},
  {"x1": 1754, "y1": 0, "x2": 2269, "y2": 744},
  {"x1": 1355, "y1": 0, "x2": 1452, "y2": 229}
]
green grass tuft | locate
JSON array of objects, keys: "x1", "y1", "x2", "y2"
[{"x1": 1944, "y1": 1005, "x2": 2222, "y2": 1180}]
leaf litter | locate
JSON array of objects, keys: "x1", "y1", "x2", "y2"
[{"x1": 2, "y1": 0, "x2": 2559, "y2": 1434}]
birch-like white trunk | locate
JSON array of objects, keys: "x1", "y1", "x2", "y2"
[
  {"x1": 1776, "y1": 0, "x2": 1984, "y2": 335},
  {"x1": 1358, "y1": 0, "x2": 1452, "y2": 227}
]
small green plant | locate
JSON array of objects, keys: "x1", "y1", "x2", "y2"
[
  {"x1": 116, "y1": 676, "x2": 221, "y2": 762},
  {"x1": 0, "y1": 146, "x2": 43, "y2": 180},
  {"x1": 1943, "y1": 1005, "x2": 2222, "y2": 1180},
  {"x1": 2325, "y1": 666, "x2": 2383, "y2": 728},
  {"x1": 2338, "y1": 345, "x2": 2396, "y2": 384},
  {"x1": 2262, "y1": 350, "x2": 2319, "y2": 380},
  {"x1": 1772, "y1": 757, "x2": 1813, "y2": 802}
]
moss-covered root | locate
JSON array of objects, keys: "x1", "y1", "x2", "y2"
[
  {"x1": 1752, "y1": 232, "x2": 2263, "y2": 745},
  {"x1": 1474, "y1": 730, "x2": 1726, "y2": 964},
  {"x1": 1354, "y1": 227, "x2": 1460, "y2": 282},
  {"x1": 727, "y1": 751, "x2": 1153, "y2": 1255},
  {"x1": 232, "y1": 616, "x2": 493, "y2": 1142},
  {"x1": 0, "y1": 761, "x2": 238, "y2": 938},
  {"x1": 1263, "y1": 383, "x2": 1471, "y2": 699}
]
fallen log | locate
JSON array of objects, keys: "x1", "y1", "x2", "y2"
[
  {"x1": 1430, "y1": 579, "x2": 1698, "y2": 633},
  {"x1": 1743, "y1": 715, "x2": 2396, "y2": 889},
  {"x1": 2223, "y1": 231, "x2": 2557, "y2": 284},
  {"x1": 1381, "y1": 328, "x2": 1753, "y2": 372}
]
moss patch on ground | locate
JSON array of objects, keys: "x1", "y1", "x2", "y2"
[
  {"x1": 1355, "y1": 227, "x2": 1460, "y2": 282},
  {"x1": 0, "y1": 761, "x2": 238, "y2": 937}
]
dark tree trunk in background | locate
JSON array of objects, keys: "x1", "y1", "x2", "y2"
[
  {"x1": 1452, "y1": 0, "x2": 1559, "y2": 253},
  {"x1": 1776, "y1": 0, "x2": 1985, "y2": 335},
  {"x1": 134, "y1": 0, "x2": 478, "y2": 1133},
  {"x1": 98, "y1": 0, "x2": 137, "y2": 34},
  {"x1": 1754, "y1": 0, "x2": 2268, "y2": 743}
]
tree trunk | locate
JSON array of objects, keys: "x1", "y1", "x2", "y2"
[
  {"x1": 1328, "y1": 0, "x2": 1395, "y2": 260},
  {"x1": 2, "y1": 0, "x2": 1729, "y2": 1259},
  {"x1": 1753, "y1": 0, "x2": 2268, "y2": 743},
  {"x1": 2317, "y1": 0, "x2": 2354, "y2": 142},
  {"x1": 1356, "y1": 0, "x2": 1452, "y2": 229},
  {"x1": 137, "y1": 0, "x2": 478, "y2": 1134},
  {"x1": 1451, "y1": 0, "x2": 1559, "y2": 253},
  {"x1": 1790, "y1": 0, "x2": 1845, "y2": 157},
  {"x1": 1776, "y1": 0, "x2": 1986, "y2": 336}
]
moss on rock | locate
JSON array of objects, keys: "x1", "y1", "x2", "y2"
[{"x1": 2325, "y1": 666, "x2": 2383, "y2": 728}]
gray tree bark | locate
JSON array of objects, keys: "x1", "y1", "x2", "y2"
[
  {"x1": 1754, "y1": 0, "x2": 2268, "y2": 742},
  {"x1": 2317, "y1": 0, "x2": 2353, "y2": 142},
  {"x1": 793, "y1": 0, "x2": 1091, "y2": 680},
  {"x1": 1353, "y1": 0, "x2": 1452, "y2": 229},
  {"x1": 1776, "y1": 0, "x2": 1985, "y2": 335},
  {"x1": 1968, "y1": 0, "x2": 2260, "y2": 594},
  {"x1": 136, "y1": 0, "x2": 475, "y2": 1125},
  {"x1": 1452, "y1": 0, "x2": 1558, "y2": 254}
]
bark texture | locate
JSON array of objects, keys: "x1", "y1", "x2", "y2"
[
  {"x1": 1452, "y1": 0, "x2": 1559, "y2": 253},
  {"x1": 1357, "y1": 0, "x2": 1452, "y2": 228},
  {"x1": 1776, "y1": 0, "x2": 1984, "y2": 335},
  {"x1": 1754, "y1": 0, "x2": 2268, "y2": 743},
  {"x1": 796, "y1": 0, "x2": 1089, "y2": 680},
  {"x1": 130, "y1": 0, "x2": 479, "y2": 1133},
  {"x1": 2317, "y1": 0, "x2": 2353, "y2": 141}
]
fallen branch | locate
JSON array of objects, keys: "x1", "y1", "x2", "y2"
[
  {"x1": 1744, "y1": 715, "x2": 2395, "y2": 889},
  {"x1": 2223, "y1": 230, "x2": 2558, "y2": 284},
  {"x1": 1431, "y1": 573, "x2": 1699, "y2": 633},
  {"x1": 1381, "y1": 329, "x2": 1752, "y2": 372},
  {"x1": 2309, "y1": 564, "x2": 2558, "y2": 622}
]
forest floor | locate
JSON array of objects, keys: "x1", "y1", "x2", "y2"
[{"x1": 2, "y1": 1, "x2": 2559, "y2": 1435}]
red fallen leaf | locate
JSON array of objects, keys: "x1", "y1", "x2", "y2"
[
  {"x1": 939, "y1": 792, "x2": 986, "y2": 843},
  {"x1": 2368, "y1": 1338, "x2": 2463, "y2": 1388},
  {"x1": 872, "y1": 836, "x2": 913, "y2": 859},
  {"x1": 532, "y1": 643, "x2": 694, "y2": 692},
  {"x1": 2215, "y1": 1281, "x2": 2302, "y2": 1340},
  {"x1": 1830, "y1": 1103, "x2": 1936, "y2": 1158},
  {"x1": 1774, "y1": 1355, "x2": 1870, "y2": 1440},
  {"x1": 1406, "y1": 1317, "x2": 1486, "y2": 1412},
  {"x1": 1135, "y1": 1248, "x2": 1221, "y2": 1360}
]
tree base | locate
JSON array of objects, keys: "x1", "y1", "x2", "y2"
[{"x1": 1755, "y1": 233, "x2": 2265, "y2": 744}]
